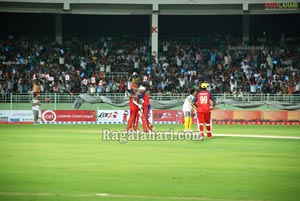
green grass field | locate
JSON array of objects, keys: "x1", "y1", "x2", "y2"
[{"x1": 0, "y1": 124, "x2": 300, "y2": 201}]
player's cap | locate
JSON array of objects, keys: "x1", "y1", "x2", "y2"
[
  {"x1": 138, "y1": 86, "x2": 146, "y2": 91},
  {"x1": 201, "y1": 83, "x2": 207, "y2": 89}
]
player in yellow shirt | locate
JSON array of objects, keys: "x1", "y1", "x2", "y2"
[{"x1": 182, "y1": 89, "x2": 196, "y2": 132}]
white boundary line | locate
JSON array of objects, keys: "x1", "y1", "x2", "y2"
[
  {"x1": 213, "y1": 133, "x2": 300, "y2": 140},
  {"x1": 34, "y1": 129, "x2": 300, "y2": 140},
  {"x1": 156, "y1": 132, "x2": 300, "y2": 140},
  {"x1": 168, "y1": 132, "x2": 300, "y2": 140},
  {"x1": 150, "y1": 132, "x2": 300, "y2": 140}
]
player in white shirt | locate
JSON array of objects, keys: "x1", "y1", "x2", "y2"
[
  {"x1": 182, "y1": 89, "x2": 197, "y2": 132},
  {"x1": 32, "y1": 95, "x2": 41, "y2": 125}
]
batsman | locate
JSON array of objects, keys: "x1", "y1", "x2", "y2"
[
  {"x1": 192, "y1": 83, "x2": 216, "y2": 140},
  {"x1": 138, "y1": 86, "x2": 154, "y2": 133}
]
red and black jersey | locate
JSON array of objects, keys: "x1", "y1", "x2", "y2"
[
  {"x1": 129, "y1": 93, "x2": 139, "y2": 111},
  {"x1": 193, "y1": 89, "x2": 215, "y2": 113}
]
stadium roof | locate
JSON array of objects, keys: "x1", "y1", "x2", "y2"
[{"x1": 0, "y1": 0, "x2": 299, "y2": 15}]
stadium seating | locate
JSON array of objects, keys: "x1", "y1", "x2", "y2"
[{"x1": 0, "y1": 14, "x2": 299, "y2": 96}]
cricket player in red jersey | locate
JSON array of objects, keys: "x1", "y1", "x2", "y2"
[
  {"x1": 193, "y1": 83, "x2": 216, "y2": 140},
  {"x1": 138, "y1": 86, "x2": 154, "y2": 132},
  {"x1": 126, "y1": 85, "x2": 139, "y2": 132}
]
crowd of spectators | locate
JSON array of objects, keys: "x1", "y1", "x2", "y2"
[{"x1": 0, "y1": 33, "x2": 299, "y2": 97}]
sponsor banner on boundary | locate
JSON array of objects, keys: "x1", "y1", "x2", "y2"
[
  {"x1": 1, "y1": 110, "x2": 299, "y2": 125},
  {"x1": 98, "y1": 110, "x2": 127, "y2": 124},
  {"x1": 233, "y1": 110, "x2": 261, "y2": 122},
  {"x1": 43, "y1": 122, "x2": 98, "y2": 124},
  {"x1": 154, "y1": 110, "x2": 300, "y2": 125},
  {"x1": 261, "y1": 111, "x2": 288, "y2": 122},
  {"x1": 287, "y1": 111, "x2": 300, "y2": 122},
  {"x1": 0, "y1": 110, "x2": 34, "y2": 123},
  {"x1": 97, "y1": 110, "x2": 153, "y2": 124},
  {"x1": 41, "y1": 110, "x2": 96, "y2": 123},
  {"x1": 152, "y1": 110, "x2": 182, "y2": 123},
  {"x1": 214, "y1": 121, "x2": 300, "y2": 125},
  {"x1": 211, "y1": 110, "x2": 234, "y2": 122}
]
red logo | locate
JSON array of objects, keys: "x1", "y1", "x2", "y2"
[
  {"x1": 152, "y1": 26, "x2": 158, "y2": 33},
  {"x1": 42, "y1": 110, "x2": 56, "y2": 122},
  {"x1": 153, "y1": 112, "x2": 172, "y2": 119}
]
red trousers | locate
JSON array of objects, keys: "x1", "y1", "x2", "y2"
[
  {"x1": 126, "y1": 110, "x2": 138, "y2": 131},
  {"x1": 141, "y1": 107, "x2": 153, "y2": 132},
  {"x1": 197, "y1": 112, "x2": 212, "y2": 137}
]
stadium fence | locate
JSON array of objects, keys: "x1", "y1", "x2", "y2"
[{"x1": 0, "y1": 93, "x2": 299, "y2": 110}]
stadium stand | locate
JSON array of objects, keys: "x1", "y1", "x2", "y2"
[
  {"x1": 0, "y1": 4, "x2": 299, "y2": 98},
  {"x1": 0, "y1": 32, "x2": 299, "y2": 96}
]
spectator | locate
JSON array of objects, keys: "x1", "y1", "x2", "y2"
[
  {"x1": 32, "y1": 80, "x2": 40, "y2": 96},
  {"x1": 0, "y1": 33, "x2": 299, "y2": 96},
  {"x1": 7, "y1": 79, "x2": 14, "y2": 94},
  {"x1": 32, "y1": 94, "x2": 41, "y2": 125},
  {"x1": 89, "y1": 84, "x2": 96, "y2": 95},
  {"x1": 17, "y1": 78, "x2": 23, "y2": 93},
  {"x1": 0, "y1": 83, "x2": 4, "y2": 97}
]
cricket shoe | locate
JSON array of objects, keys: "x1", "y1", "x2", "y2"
[
  {"x1": 148, "y1": 126, "x2": 155, "y2": 131},
  {"x1": 199, "y1": 133, "x2": 204, "y2": 141}
]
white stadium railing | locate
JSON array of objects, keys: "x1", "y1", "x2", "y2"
[{"x1": 0, "y1": 93, "x2": 299, "y2": 104}]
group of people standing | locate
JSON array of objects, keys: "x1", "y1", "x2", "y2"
[
  {"x1": 125, "y1": 80, "x2": 216, "y2": 140},
  {"x1": 125, "y1": 82, "x2": 154, "y2": 133},
  {"x1": 32, "y1": 77, "x2": 215, "y2": 140},
  {"x1": 182, "y1": 82, "x2": 216, "y2": 140}
]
